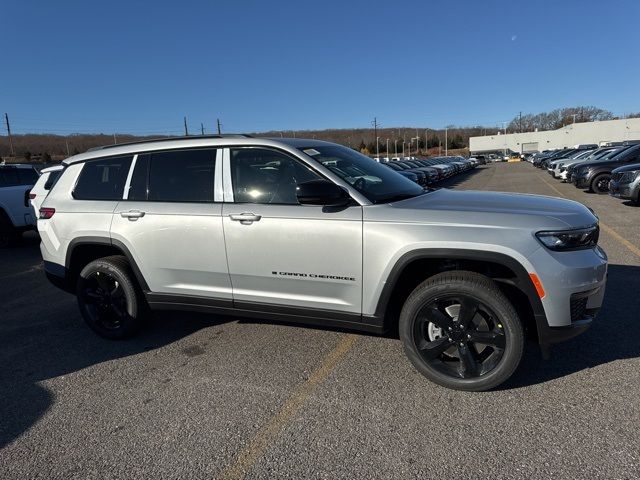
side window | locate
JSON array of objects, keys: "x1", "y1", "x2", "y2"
[
  {"x1": 0, "y1": 168, "x2": 19, "y2": 187},
  {"x1": 73, "y1": 155, "x2": 134, "y2": 200},
  {"x1": 128, "y1": 148, "x2": 216, "y2": 203},
  {"x1": 43, "y1": 170, "x2": 62, "y2": 191},
  {"x1": 230, "y1": 148, "x2": 321, "y2": 204}
]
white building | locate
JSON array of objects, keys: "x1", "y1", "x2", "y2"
[{"x1": 469, "y1": 118, "x2": 640, "y2": 154}]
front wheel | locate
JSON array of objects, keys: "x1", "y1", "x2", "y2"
[
  {"x1": 399, "y1": 271, "x2": 524, "y2": 391},
  {"x1": 590, "y1": 173, "x2": 611, "y2": 194}
]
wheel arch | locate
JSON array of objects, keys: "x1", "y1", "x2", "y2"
[
  {"x1": 373, "y1": 249, "x2": 546, "y2": 341},
  {"x1": 65, "y1": 236, "x2": 149, "y2": 292}
]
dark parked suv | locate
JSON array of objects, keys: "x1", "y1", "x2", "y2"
[{"x1": 572, "y1": 144, "x2": 640, "y2": 193}]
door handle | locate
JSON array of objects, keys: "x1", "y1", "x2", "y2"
[
  {"x1": 229, "y1": 213, "x2": 262, "y2": 225},
  {"x1": 120, "y1": 210, "x2": 146, "y2": 221}
]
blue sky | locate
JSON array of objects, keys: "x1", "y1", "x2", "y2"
[{"x1": 2, "y1": 0, "x2": 639, "y2": 135}]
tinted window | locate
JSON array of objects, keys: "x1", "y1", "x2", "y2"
[
  {"x1": 0, "y1": 168, "x2": 20, "y2": 187},
  {"x1": 231, "y1": 148, "x2": 321, "y2": 204},
  {"x1": 73, "y1": 156, "x2": 133, "y2": 200},
  {"x1": 18, "y1": 168, "x2": 39, "y2": 185},
  {"x1": 43, "y1": 170, "x2": 62, "y2": 190},
  {"x1": 129, "y1": 148, "x2": 216, "y2": 203}
]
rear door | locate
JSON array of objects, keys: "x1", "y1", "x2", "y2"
[
  {"x1": 221, "y1": 147, "x2": 363, "y2": 315},
  {"x1": 111, "y1": 147, "x2": 232, "y2": 300}
]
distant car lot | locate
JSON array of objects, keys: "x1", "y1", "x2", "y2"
[{"x1": 1, "y1": 162, "x2": 639, "y2": 479}]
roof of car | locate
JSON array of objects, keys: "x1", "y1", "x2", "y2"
[
  {"x1": 0, "y1": 163, "x2": 37, "y2": 169},
  {"x1": 62, "y1": 136, "x2": 335, "y2": 165}
]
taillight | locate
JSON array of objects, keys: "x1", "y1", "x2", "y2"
[{"x1": 39, "y1": 207, "x2": 55, "y2": 219}]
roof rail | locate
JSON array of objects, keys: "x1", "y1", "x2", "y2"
[{"x1": 86, "y1": 134, "x2": 254, "y2": 152}]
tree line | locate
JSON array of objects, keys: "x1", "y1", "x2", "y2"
[{"x1": 2, "y1": 107, "x2": 639, "y2": 161}]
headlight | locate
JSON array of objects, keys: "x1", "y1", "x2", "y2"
[
  {"x1": 618, "y1": 170, "x2": 640, "y2": 183},
  {"x1": 536, "y1": 224, "x2": 599, "y2": 251}
]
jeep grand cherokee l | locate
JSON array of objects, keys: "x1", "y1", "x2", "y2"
[{"x1": 38, "y1": 136, "x2": 607, "y2": 391}]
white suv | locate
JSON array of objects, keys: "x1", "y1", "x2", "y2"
[
  {"x1": 38, "y1": 135, "x2": 607, "y2": 391},
  {"x1": 0, "y1": 164, "x2": 40, "y2": 246}
]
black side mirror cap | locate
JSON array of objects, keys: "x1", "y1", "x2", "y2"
[{"x1": 296, "y1": 179, "x2": 352, "y2": 207}]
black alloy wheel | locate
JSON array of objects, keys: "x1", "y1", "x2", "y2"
[
  {"x1": 77, "y1": 255, "x2": 145, "y2": 339},
  {"x1": 399, "y1": 271, "x2": 524, "y2": 391},
  {"x1": 413, "y1": 295, "x2": 505, "y2": 379},
  {"x1": 80, "y1": 271, "x2": 129, "y2": 331},
  {"x1": 591, "y1": 174, "x2": 611, "y2": 194}
]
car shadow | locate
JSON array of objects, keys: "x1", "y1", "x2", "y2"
[
  {"x1": 0, "y1": 298, "x2": 230, "y2": 449},
  {"x1": 502, "y1": 263, "x2": 640, "y2": 389}
]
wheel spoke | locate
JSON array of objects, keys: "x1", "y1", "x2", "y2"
[
  {"x1": 468, "y1": 330, "x2": 505, "y2": 349},
  {"x1": 83, "y1": 289, "x2": 102, "y2": 301},
  {"x1": 417, "y1": 337, "x2": 451, "y2": 360},
  {"x1": 110, "y1": 301, "x2": 126, "y2": 318},
  {"x1": 95, "y1": 273, "x2": 111, "y2": 292},
  {"x1": 110, "y1": 284, "x2": 124, "y2": 298},
  {"x1": 457, "y1": 342, "x2": 479, "y2": 378},
  {"x1": 457, "y1": 298, "x2": 478, "y2": 328},
  {"x1": 424, "y1": 306, "x2": 454, "y2": 330}
]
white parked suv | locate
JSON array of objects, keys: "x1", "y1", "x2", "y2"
[
  {"x1": 38, "y1": 136, "x2": 608, "y2": 391},
  {"x1": 29, "y1": 164, "x2": 64, "y2": 213},
  {"x1": 0, "y1": 163, "x2": 40, "y2": 246}
]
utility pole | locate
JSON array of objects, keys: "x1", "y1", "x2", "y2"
[
  {"x1": 386, "y1": 138, "x2": 389, "y2": 158},
  {"x1": 201, "y1": 123, "x2": 205, "y2": 135},
  {"x1": 65, "y1": 139, "x2": 70, "y2": 156},
  {"x1": 113, "y1": 133, "x2": 117, "y2": 144},
  {"x1": 376, "y1": 136, "x2": 380, "y2": 157},
  {"x1": 184, "y1": 116, "x2": 189, "y2": 136},
  {"x1": 371, "y1": 117, "x2": 379, "y2": 152},
  {"x1": 445, "y1": 128, "x2": 448, "y2": 156},
  {"x1": 4, "y1": 113, "x2": 15, "y2": 156},
  {"x1": 394, "y1": 140, "x2": 398, "y2": 157},
  {"x1": 519, "y1": 111, "x2": 522, "y2": 133},
  {"x1": 217, "y1": 118, "x2": 222, "y2": 134}
]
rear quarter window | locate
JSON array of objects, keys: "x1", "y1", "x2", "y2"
[{"x1": 73, "y1": 156, "x2": 134, "y2": 200}]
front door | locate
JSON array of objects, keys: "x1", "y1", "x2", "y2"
[{"x1": 222, "y1": 147, "x2": 363, "y2": 315}]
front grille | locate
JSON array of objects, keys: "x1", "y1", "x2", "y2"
[
  {"x1": 570, "y1": 295, "x2": 588, "y2": 322},
  {"x1": 611, "y1": 172, "x2": 623, "y2": 182}
]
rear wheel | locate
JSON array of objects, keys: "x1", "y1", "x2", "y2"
[
  {"x1": 590, "y1": 173, "x2": 611, "y2": 194},
  {"x1": 399, "y1": 271, "x2": 524, "y2": 391},
  {"x1": 76, "y1": 255, "x2": 146, "y2": 339}
]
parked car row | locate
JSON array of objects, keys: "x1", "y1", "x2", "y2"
[
  {"x1": 527, "y1": 142, "x2": 640, "y2": 204},
  {"x1": 375, "y1": 156, "x2": 483, "y2": 187}
]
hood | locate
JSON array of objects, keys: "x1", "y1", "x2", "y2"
[
  {"x1": 612, "y1": 162, "x2": 640, "y2": 174},
  {"x1": 371, "y1": 188, "x2": 597, "y2": 230}
]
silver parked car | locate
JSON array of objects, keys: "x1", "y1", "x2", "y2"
[{"x1": 38, "y1": 136, "x2": 607, "y2": 391}]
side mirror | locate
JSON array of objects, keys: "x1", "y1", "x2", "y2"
[{"x1": 296, "y1": 180, "x2": 351, "y2": 206}]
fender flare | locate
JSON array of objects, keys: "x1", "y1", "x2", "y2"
[
  {"x1": 65, "y1": 236, "x2": 150, "y2": 291},
  {"x1": 373, "y1": 248, "x2": 546, "y2": 328}
]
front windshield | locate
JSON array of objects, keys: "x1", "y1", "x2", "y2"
[{"x1": 300, "y1": 145, "x2": 425, "y2": 203}]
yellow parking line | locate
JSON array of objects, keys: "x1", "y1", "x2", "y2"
[
  {"x1": 538, "y1": 173, "x2": 640, "y2": 259},
  {"x1": 218, "y1": 333, "x2": 359, "y2": 480}
]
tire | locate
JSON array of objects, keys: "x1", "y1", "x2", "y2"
[
  {"x1": 399, "y1": 271, "x2": 524, "y2": 392},
  {"x1": 76, "y1": 255, "x2": 146, "y2": 339},
  {"x1": 590, "y1": 173, "x2": 611, "y2": 194}
]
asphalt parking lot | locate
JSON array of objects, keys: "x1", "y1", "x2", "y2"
[{"x1": 1, "y1": 162, "x2": 639, "y2": 479}]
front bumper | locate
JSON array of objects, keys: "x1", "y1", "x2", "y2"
[
  {"x1": 609, "y1": 178, "x2": 639, "y2": 201},
  {"x1": 572, "y1": 173, "x2": 590, "y2": 188},
  {"x1": 528, "y1": 245, "x2": 608, "y2": 344}
]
